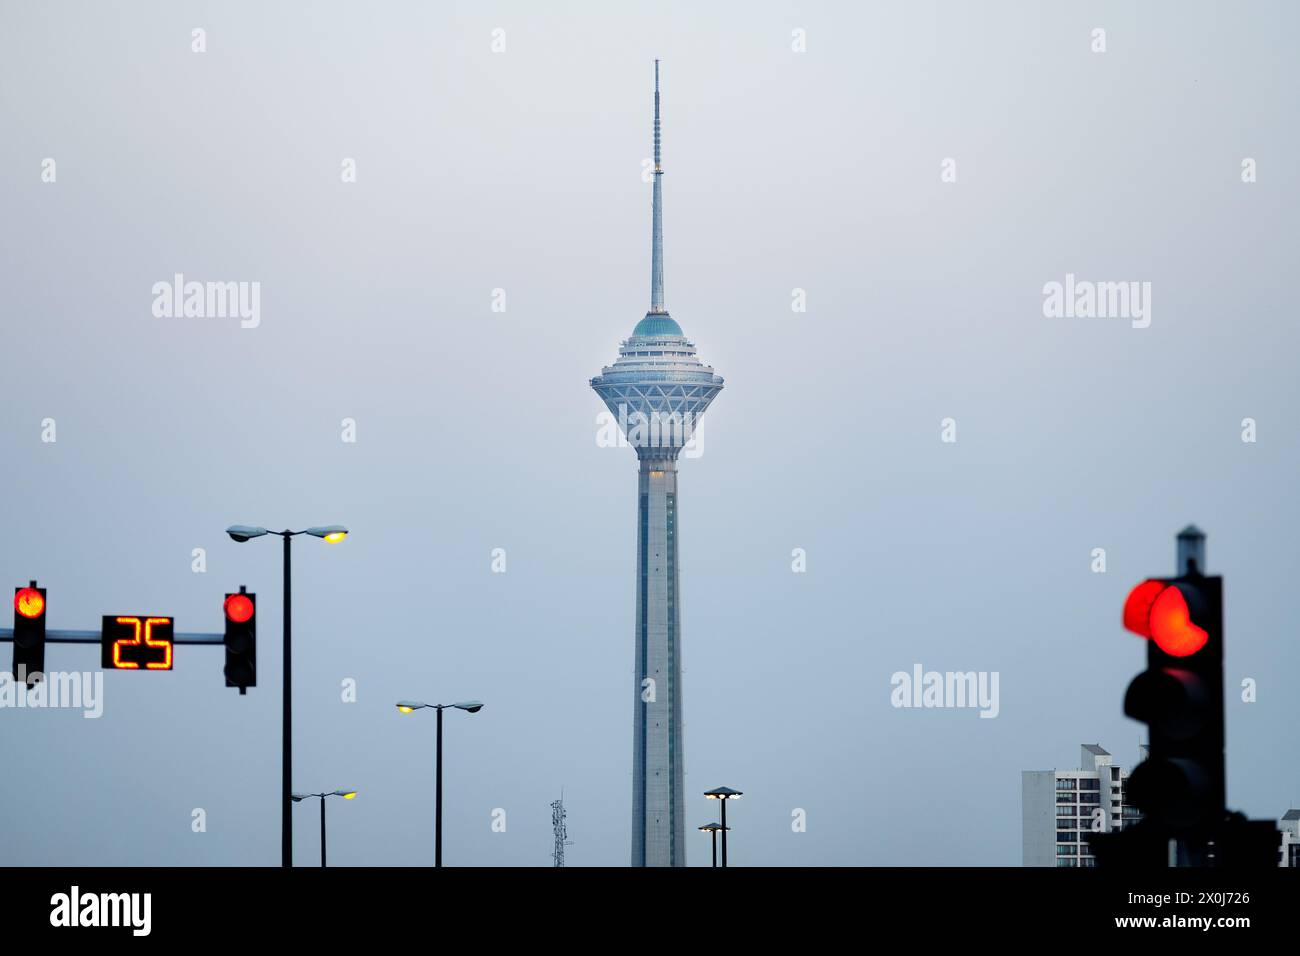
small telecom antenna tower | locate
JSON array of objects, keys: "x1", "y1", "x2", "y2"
[{"x1": 550, "y1": 794, "x2": 573, "y2": 867}]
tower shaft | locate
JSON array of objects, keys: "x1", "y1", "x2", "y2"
[{"x1": 632, "y1": 456, "x2": 686, "y2": 866}]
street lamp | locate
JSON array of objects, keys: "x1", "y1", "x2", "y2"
[
  {"x1": 704, "y1": 786, "x2": 743, "y2": 867},
  {"x1": 291, "y1": 789, "x2": 357, "y2": 867},
  {"x1": 395, "y1": 699, "x2": 483, "y2": 867},
  {"x1": 697, "y1": 822, "x2": 729, "y2": 868},
  {"x1": 226, "y1": 523, "x2": 348, "y2": 867}
]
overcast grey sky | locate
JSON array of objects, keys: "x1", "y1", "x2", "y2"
[{"x1": 1, "y1": 0, "x2": 1297, "y2": 866}]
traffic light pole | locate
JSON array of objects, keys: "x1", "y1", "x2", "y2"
[
  {"x1": 283, "y1": 532, "x2": 292, "y2": 869},
  {"x1": 1177, "y1": 525, "x2": 1204, "y2": 576}
]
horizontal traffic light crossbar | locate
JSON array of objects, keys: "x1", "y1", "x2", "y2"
[{"x1": 0, "y1": 629, "x2": 223, "y2": 644}]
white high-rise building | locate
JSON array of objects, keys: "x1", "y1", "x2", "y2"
[
  {"x1": 1022, "y1": 744, "x2": 1142, "y2": 867},
  {"x1": 1279, "y1": 810, "x2": 1300, "y2": 867}
]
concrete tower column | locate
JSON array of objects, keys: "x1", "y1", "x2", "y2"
[{"x1": 633, "y1": 456, "x2": 685, "y2": 866}]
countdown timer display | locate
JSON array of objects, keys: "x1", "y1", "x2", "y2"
[{"x1": 100, "y1": 616, "x2": 174, "y2": 670}]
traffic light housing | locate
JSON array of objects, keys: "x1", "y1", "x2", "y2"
[
  {"x1": 12, "y1": 582, "x2": 46, "y2": 686},
  {"x1": 223, "y1": 588, "x2": 256, "y2": 693},
  {"x1": 1120, "y1": 573, "x2": 1224, "y2": 832},
  {"x1": 1090, "y1": 528, "x2": 1278, "y2": 868}
]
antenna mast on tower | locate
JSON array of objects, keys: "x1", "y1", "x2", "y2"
[{"x1": 550, "y1": 795, "x2": 573, "y2": 867}]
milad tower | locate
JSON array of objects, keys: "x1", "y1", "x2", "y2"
[{"x1": 591, "y1": 61, "x2": 724, "y2": 868}]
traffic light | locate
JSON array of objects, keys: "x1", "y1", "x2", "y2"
[
  {"x1": 1120, "y1": 572, "x2": 1224, "y2": 832},
  {"x1": 1092, "y1": 527, "x2": 1279, "y2": 868},
  {"x1": 12, "y1": 581, "x2": 47, "y2": 686},
  {"x1": 223, "y1": 587, "x2": 256, "y2": 693}
]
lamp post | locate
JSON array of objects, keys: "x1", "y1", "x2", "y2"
[
  {"x1": 227, "y1": 523, "x2": 348, "y2": 868},
  {"x1": 291, "y1": 789, "x2": 357, "y2": 867},
  {"x1": 697, "y1": 822, "x2": 729, "y2": 868},
  {"x1": 396, "y1": 699, "x2": 483, "y2": 867},
  {"x1": 704, "y1": 787, "x2": 742, "y2": 867}
]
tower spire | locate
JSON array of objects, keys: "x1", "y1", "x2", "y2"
[{"x1": 650, "y1": 59, "x2": 665, "y2": 314}]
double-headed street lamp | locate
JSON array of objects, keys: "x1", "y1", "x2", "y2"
[
  {"x1": 291, "y1": 789, "x2": 357, "y2": 867},
  {"x1": 697, "y1": 822, "x2": 730, "y2": 868},
  {"x1": 226, "y1": 523, "x2": 348, "y2": 868},
  {"x1": 396, "y1": 699, "x2": 483, "y2": 867},
  {"x1": 704, "y1": 786, "x2": 743, "y2": 867}
]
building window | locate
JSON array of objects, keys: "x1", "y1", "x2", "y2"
[
  {"x1": 1056, "y1": 832, "x2": 1078, "y2": 842},
  {"x1": 1079, "y1": 778, "x2": 1100, "y2": 791},
  {"x1": 1111, "y1": 767, "x2": 1121, "y2": 781},
  {"x1": 1056, "y1": 793, "x2": 1075, "y2": 804},
  {"x1": 1079, "y1": 793, "x2": 1100, "y2": 805},
  {"x1": 1056, "y1": 778, "x2": 1076, "y2": 790},
  {"x1": 1080, "y1": 857, "x2": 1097, "y2": 867},
  {"x1": 1056, "y1": 845, "x2": 1077, "y2": 855},
  {"x1": 1056, "y1": 806, "x2": 1074, "y2": 817}
]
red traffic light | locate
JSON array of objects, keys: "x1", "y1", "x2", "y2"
[
  {"x1": 1150, "y1": 587, "x2": 1208, "y2": 657},
  {"x1": 224, "y1": 592, "x2": 255, "y2": 624},
  {"x1": 14, "y1": 587, "x2": 45, "y2": 619},
  {"x1": 1123, "y1": 580, "x2": 1209, "y2": 658},
  {"x1": 223, "y1": 590, "x2": 256, "y2": 691},
  {"x1": 1122, "y1": 580, "x2": 1164, "y2": 637}
]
